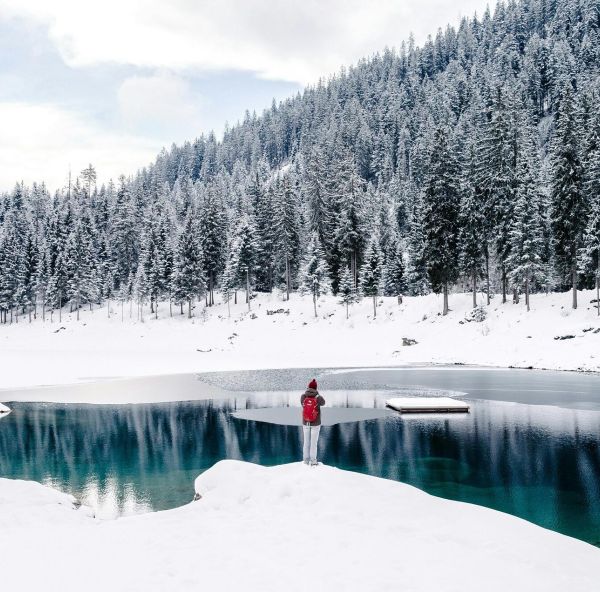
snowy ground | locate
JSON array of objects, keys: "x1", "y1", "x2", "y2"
[
  {"x1": 1, "y1": 460, "x2": 598, "y2": 592},
  {"x1": 0, "y1": 289, "x2": 599, "y2": 392}
]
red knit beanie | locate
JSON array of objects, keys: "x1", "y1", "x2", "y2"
[{"x1": 308, "y1": 378, "x2": 318, "y2": 390}]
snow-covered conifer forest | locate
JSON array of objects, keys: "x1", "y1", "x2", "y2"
[{"x1": 2, "y1": 0, "x2": 600, "y2": 323}]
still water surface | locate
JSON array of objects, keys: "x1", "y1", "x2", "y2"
[{"x1": 1, "y1": 367, "x2": 599, "y2": 545}]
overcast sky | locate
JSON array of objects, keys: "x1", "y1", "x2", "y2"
[{"x1": 0, "y1": 0, "x2": 493, "y2": 191}]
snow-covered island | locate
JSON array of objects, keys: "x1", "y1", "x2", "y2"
[
  {"x1": 1, "y1": 290, "x2": 599, "y2": 393},
  {"x1": 0, "y1": 460, "x2": 598, "y2": 592}
]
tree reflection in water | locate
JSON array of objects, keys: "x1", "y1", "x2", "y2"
[{"x1": 0, "y1": 394, "x2": 599, "y2": 545}]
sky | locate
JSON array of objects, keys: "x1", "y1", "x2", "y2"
[{"x1": 0, "y1": 0, "x2": 493, "y2": 192}]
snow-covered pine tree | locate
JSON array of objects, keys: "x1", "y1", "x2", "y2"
[
  {"x1": 134, "y1": 260, "x2": 150, "y2": 321},
  {"x1": 383, "y1": 238, "x2": 405, "y2": 304},
  {"x1": 551, "y1": 83, "x2": 586, "y2": 309},
  {"x1": 235, "y1": 215, "x2": 258, "y2": 306},
  {"x1": 248, "y1": 168, "x2": 274, "y2": 292},
  {"x1": 172, "y1": 210, "x2": 205, "y2": 318},
  {"x1": 476, "y1": 87, "x2": 518, "y2": 303},
  {"x1": 64, "y1": 221, "x2": 95, "y2": 321},
  {"x1": 405, "y1": 191, "x2": 429, "y2": 296},
  {"x1": 273, "y1": 176, "x2": 301, "y2": 300},
  {"x1": 199, "y1": 185, "x2": 227, "y2": 305},
  {"x1": 299, "y1": 232, "x2": 331, "y2": 317},
  {"x1": 506, "y1": 125, "x2": 547, "y2": 311},
  {"x1": 338, "y1": 266, "x2": 357, "y2": 319},
  {"x1": 333, "y1": 152, "x2": 365, "y2": 290},
  {"x1": 112, "y1": 177, "x2": 139, "y2": 294},
  {"x1": 303, "y1": 147, "x2": 333, "y2": 250},
  {"x1": 423, "y1": 127, "x2": 460, "y2": 315},
  {"x1": 580, "y1": 102, "x2": 600, "y2": 315},
  {"x1": 359, "y1": 235, "x2": 383, "y2": 318},
  {"x1": 35, "y1": 238, "x2": 51, "y2": 321},
  {"x1": 459, "y1": 141, "x2": 485, "y2": 308}
]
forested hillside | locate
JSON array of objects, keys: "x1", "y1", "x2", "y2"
[{"x1": 1, "y1": 0, "x2": 600, "y2": 323}]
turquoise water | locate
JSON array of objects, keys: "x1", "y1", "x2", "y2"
[{"x1": 1, "y1": 368, "x2": 600, "y2": 545}]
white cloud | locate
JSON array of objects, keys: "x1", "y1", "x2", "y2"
[
  {"x1": 1, "y1": 0, "x2": 493, "y2": 85},
  {"x1": 0, "y1": 102, "x2": 161, "y2": 191},
  {"x1": 117, "y1": 72, "x2": 203, "y2": 143}
]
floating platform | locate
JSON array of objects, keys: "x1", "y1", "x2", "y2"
[{"x1": 386, "y1": 397, "x2": 470, "y2": 414}]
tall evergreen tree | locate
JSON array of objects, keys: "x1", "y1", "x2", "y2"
[
  {"x1": 551, "y1": 84, "x2": 587, "y2": 309},
  {"x1": 338, "y1": 266, "x2": 358, "y2": 319},
  {"x1": 506, "y1": 135, "x2": 547, "y2": 311},
  {"x1": 459, "y1": 143, "x2": 486, "y2": 308},
  {"x1": 273, "y1": 176, "x2": 301, "y2": 300},
  {"x1": 383, "y1": 238, "x2": 405, "y2": 304},
  {"x1": 172, "y1": 211, "x2": 205, "y2": 317},
  {"x1": 299, "y1": 232, "x2": 331, "y2": 317},
  {"x1": 423, "y1": 128, "x2": 461, "y2": 315},
  {"x1": 359, "y1": 235, "x2": 383, "y2": 317},
  {"x1": 580, "y1": 104, "x2": 600, "y2": 315}
]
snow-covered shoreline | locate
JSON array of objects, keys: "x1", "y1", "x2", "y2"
[
  {"x1": 1, "y1": 290, "x2": 599, "y2": 394},
  {"x1": 1, "y1": 460, "x2": 598, "y2": 592}
]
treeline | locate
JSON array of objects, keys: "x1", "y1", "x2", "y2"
[{"x1": 1, "y1": 0, "x2": 600, "y2": 323}]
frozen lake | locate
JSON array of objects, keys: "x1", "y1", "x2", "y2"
[{"x1": 1, "y1": 367, "x2": 599, "y2": 545}]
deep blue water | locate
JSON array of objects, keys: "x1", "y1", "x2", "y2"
[{"x1": 1, "y1": 368, "x2": 600, "y2": 546}]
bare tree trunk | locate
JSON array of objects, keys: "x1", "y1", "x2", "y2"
[
  {"x1": 372, "y1": 295, "x2": 377, "y2": 318},
  {"x1": 502, "y1": 265, "x2": 507, "y2": 304},
  {"x1": 285, "y1": 258, "x2": 290, "y2": 301},
  {"x1": 572, "y1": 263, "x2": 578, "y2": 309},
  {"x1": 188, "y1": 299, "x2": 192, "y2": 319},
  {"x1": 169, "y1": 300, "x2": 172, "y2": 317},
  {"x1": 472, "y1": 271, "x2": 477, "y2": 308},
  {"x1": 443, "y1": 283, "x2": 449, "y2": 316},
  {"x1": 485, "y1": 248, "x2": 490, "y2": 305},
  {"x1": 59, "y1": 297, "x2": 62, "y2": 323},
  {"x1": 513, "y1": 288, "x2": 519, "y2": 304},
  {"x1": 121, "y1": 299, "x2": 124, "y2": 322},
  {"x1": 597, "y1": 259, "x2": 600, "y2": 317},
  {"x1": 346, "y1": 301, "x2": 349, "y2": 320},
  {"x1": 207, "y1": 272, "x2": 214, "y2": 306},
  {"x1": 246, "y1": 268, "x2": 251, "y2": 311},
  {"x1": 525, "y1": 276, "x2": 530, "y2": 312},
  {"x1": 313, "y1": 291, "x2": 317, "y2": 318},
  {"x1": 155, "y1": 298, "x2": 158, "y2": 319}
]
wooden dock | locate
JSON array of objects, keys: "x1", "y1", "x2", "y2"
[{"x1": 386, "y1": 397, "x2": 470, "y2": 414}]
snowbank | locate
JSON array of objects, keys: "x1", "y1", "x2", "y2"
[
  {"x1": 0, "y1": 402, "x2": 9, "y2": 413},
  {"x1": 0, "y1": 461, "x2": 598, "y2": 591},
  {"x1": 1, "y1": 290, "x2": 599, "y2": 391}
]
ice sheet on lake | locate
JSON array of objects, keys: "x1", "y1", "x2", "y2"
[
  {"x1": 386, "y1": 397, "x2": 470, "y2": 412},
  {"x1": 232, "y1": 406, "x2": 395, "y2": 426}
]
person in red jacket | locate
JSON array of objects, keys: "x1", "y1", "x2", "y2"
[{"x1": 301, "y1": 378, "x2": 326, "y2": 466}]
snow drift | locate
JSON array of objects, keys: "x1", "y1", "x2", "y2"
[{"x1": 1, "y1": 461, "x2": 599, "y2": 591}]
